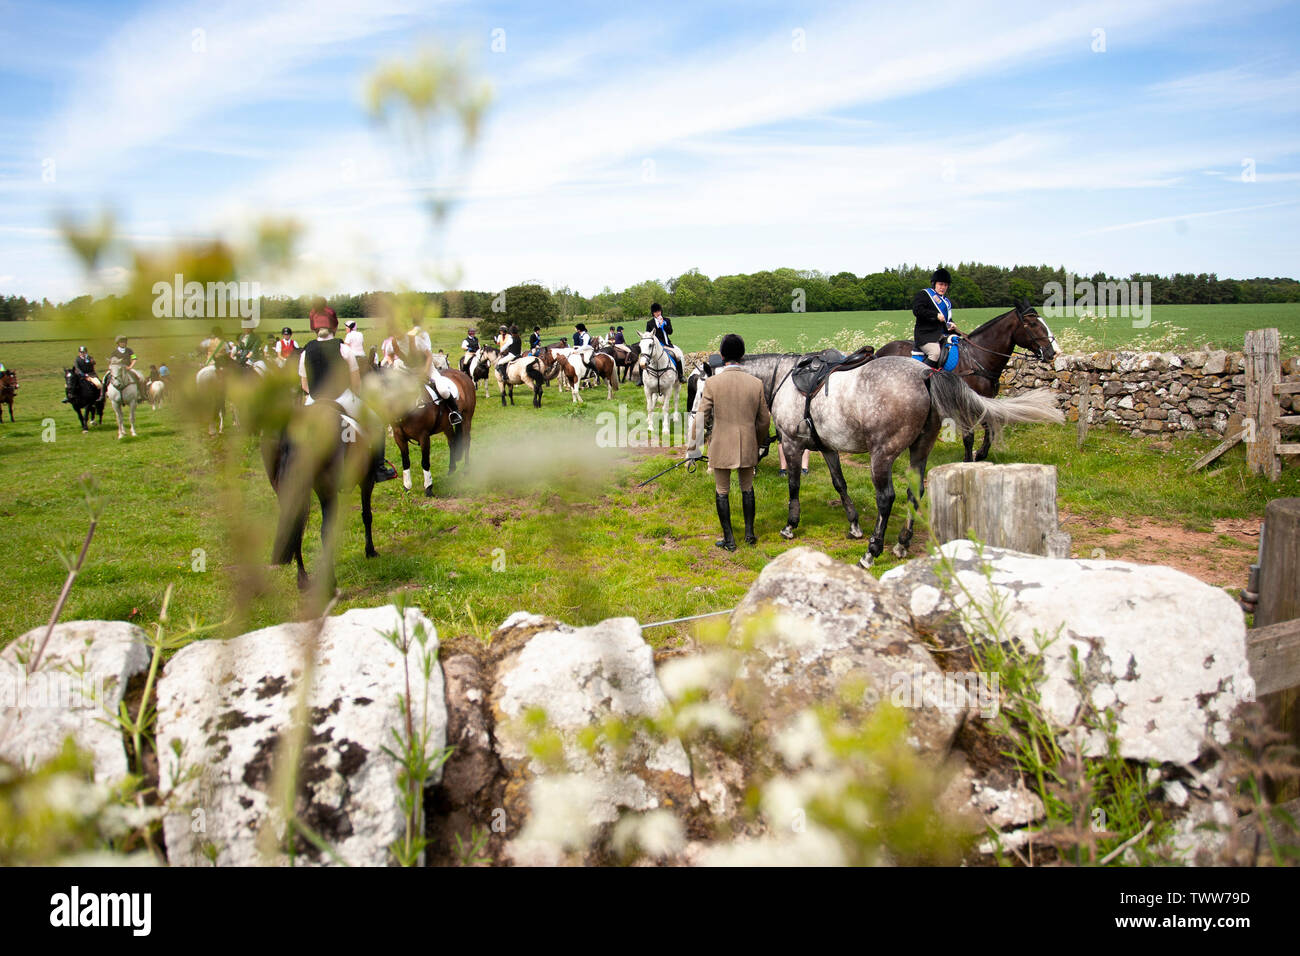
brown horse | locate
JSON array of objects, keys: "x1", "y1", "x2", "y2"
[
  {"x1": 385, "y1": 367, "x2": 477, "y2": 495},
  {"x1": 874, "y1": 300, "x2": 1056, "y2": 461},
  {"x1": 0, "y1": 368, "x2": 18, "y2": 422}
]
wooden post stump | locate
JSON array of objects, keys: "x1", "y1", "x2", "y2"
[
  {"x1": 927, "y1": 462, "x2": 1061, "y2": 556},
  {"x1": 1256, "y1": 497, "x2": 1300, "y2": 798},
  {"x1": 1245, "y1": 329, "x2": 1282, "y2": 480}
]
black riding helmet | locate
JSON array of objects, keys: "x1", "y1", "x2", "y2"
[{"x1": 931, "y1": 267, "x2": 952, "y2": 286}]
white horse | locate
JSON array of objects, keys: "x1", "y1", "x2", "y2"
[
  {"x1": 148, "y1": 379, "x2": 165, "y2": 410},
  {"x1": 637, "y1": 332, "x2": 681, "y2": 444},
  {"x1": 106, "y1": 364, "x2": 142, "y2": 439}
]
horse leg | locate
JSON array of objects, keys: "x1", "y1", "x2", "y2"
[
  {"x1": 398, "y1": 435, "x2": 412, "y2": 490},
  {"x1": 779, "y1": 437, "x2": 805, "y2": 539},
  {"x1": 895, "y1": 420, "x2": 940, "y2": 557},
  {"x1": 821, "y1": 449, "x2": 863, "y2": 539},
  {"x1": 129, "y1": 397, "x2": 137, "y2": 437},
  {"x1": 859, "y1": 455, "x2": 898, "y2": 568},
  {"x1": 421, "y1": 434, "x2": 433, "y2": 496},
  {"x1": 975, "y1": 425, "x2": 993, "y2": 462},
  {"x1": 962, "y1": 428, "x2": 976, "y2": 463},
  {"x1": 362, "y1": 474, "x2": 377, "y2": 558}
]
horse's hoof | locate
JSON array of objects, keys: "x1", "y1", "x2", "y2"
[
  {"x1": 891, "y1": 542, "x2": 908, "y2": 559},
  {"x1": 848, "y1": 525, "x2": 864, "y2": 540},
  {"x1": 296, "y1": 574, "x2": 310, "y2": 592},
  {"x1": 366, "y1": 548, "x2": 378, "y2": 559},
  {"x1": 424, "y1": 485, "x2": 434, "y2": 498},
  {"x1": 780, "y1": 526, "x2": 795, "y2": 540},
  {"x1": 858, "y1": 553, "x2": 874, "y2": 569}
]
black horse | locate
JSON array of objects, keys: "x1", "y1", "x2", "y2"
[{"x1": 63, "y1": 368, "x2": 105, "y2": 432}]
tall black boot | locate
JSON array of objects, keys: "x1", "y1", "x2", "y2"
[
  {"x1": 715, "y1": 493, "x2": 737, "y2": 552},
  {"x1": 370, "y1": 435, "x2": 396, "y2": 482},
  {"x1": 741, "y1": 489, "x2": 756, "y2": 545},
  {"x1": 445, "y1": 396, "x2": 463, "y2": 427}
]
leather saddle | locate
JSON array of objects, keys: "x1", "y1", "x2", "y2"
[{"x1": 790, "y1": 345, "x2": 875, "y2": 397}]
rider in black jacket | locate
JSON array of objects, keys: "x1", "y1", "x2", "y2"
[{"x1": 912, "y1": 268, "x2": 957, "y2": 367}]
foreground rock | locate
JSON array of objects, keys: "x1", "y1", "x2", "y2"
[
  {"x1": 675, "y1": 547, "x2": 970, "y2": 855},
  {"x1": 0, "y1": 622, "x2": 149, "y2": 781},
  {"x1": 156, "y1": 606, "x2": 445, "y2": 867},
  {"x1": 881, "y1": 541, "x2": 1251, "y2": 765},
  {"x1": 490, "y1": 615, "x2": 693, "y2": 866}
]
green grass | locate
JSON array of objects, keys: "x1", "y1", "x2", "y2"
[
  {"x1": 5, "y1": 301, "x2": 1298, "y2": 353},
  {"x1": 1, "y1": 308, "x2": 1297, "y2": 654}
]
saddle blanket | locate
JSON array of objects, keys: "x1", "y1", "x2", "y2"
[{"x1": 911, "y1": 337, "x2": 961, "y2": 372}]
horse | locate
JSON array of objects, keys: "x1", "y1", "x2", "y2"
[
  {"x1": 468, "y1": 347, "x2": 494, "y2": 396},
  {"x1": 494, "y1": 351, "x2": 547, "y2": 408},
  {"x1": 376, "y1": 367, "x2": 477, "y2": 495},
  {"x1": 0, "y1": 368, "x2": 16, "y2": 422},
  {"x1": 260, "y1": 392, "x2": 380, "y2": 595},
  {"x1": 148, "y1": 379, "x2": 166, "y2": 410},
  {"x1": 63, "y1": 368, "x2": 104, "y2": 432},
  {"x1": 874, "y1": 300, "x2": 1057, "y2": 461},
  {"x1": 637, "y1": 332, "x2": 681, "y2": 444},
  {"x1": 105, "y1": 364, "x2": 142, "y2": 439},
  {"x1": 769, "y1": 356, "x2": 1064, "y2": 567}
]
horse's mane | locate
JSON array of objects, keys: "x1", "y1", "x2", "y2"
[{"x1": 968, "y1": 303, "x2": 1033, "y2": 336}]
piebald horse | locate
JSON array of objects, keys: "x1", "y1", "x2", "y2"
[
  {"x1": 769, "y1": 357, "x2": 1063, "y2": 567},
  {"x1": 875, "y1": 299, "x2": 1057, "y2": 461},
  {"x1": 376, "y1": 366, "x2": 477, "y2": 494},
  {"x1": 637, "y1": 332, "x2": 681, "y2": 444}
]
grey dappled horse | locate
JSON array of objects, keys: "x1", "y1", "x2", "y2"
[{"x1": 769, "y1": 357, "x2": 1063, "y2": 567}]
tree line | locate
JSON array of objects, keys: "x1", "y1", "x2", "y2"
[{"x1": 4, "y1": 264, "x2": 1298, "y2": 326}]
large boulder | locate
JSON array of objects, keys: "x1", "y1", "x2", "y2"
[
  {"x1": 156, "y1": 605, "x2": 445, "y2": 867},
  {"x1": 0, "y1": 621, "x2": 149, "y2": 781},
  {"x1": 881, "y1": 541, "x2": 1251, "y2": 765},
  {"x1": 681, "y1": 548, "x2": 971, "y2": 827},
  {"x1": 490, "y1": 616, "x2": 693, "y2": 866}
]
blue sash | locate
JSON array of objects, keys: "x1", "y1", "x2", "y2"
[{"x1": 925, "y1": 288, "x2": 951, "y2": 322}]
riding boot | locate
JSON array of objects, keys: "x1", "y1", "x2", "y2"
[
  {"x1": 715, "y1": 493, "x2": 737, "y2": 552},
  {"x1": 445, "y1": 396, "x2": 463, "y2": 427},
  {"x1": 370, "y1": 436, "x2": 397, "y2": 482},
  {"x1": 741, "y1": 490, "x2": 756, "y2": 545}
]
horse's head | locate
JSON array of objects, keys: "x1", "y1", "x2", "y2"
[{"x1": 1014, "y1": 299, "x2": 1057, "y2": 362}]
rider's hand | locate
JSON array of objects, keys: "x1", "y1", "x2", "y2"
[{"x1": 686, "y1": 447, "x2": 703, "y2": 461}]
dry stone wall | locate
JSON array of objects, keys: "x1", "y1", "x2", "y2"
[{"x1": 999, "y1": 349, "x2": 1300, "y2": 438}]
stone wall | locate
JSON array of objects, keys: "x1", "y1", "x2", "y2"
[{"x1": 999, "y1": 348, "x2": 1300, "y2": 437}]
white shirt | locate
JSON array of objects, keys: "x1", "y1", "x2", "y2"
[
  {"x1": 344, "y1": 328, "x2": 364, "y2": 354},
  {"x1": 409, "y1": 329, "x2": 432, "y2": 355}
]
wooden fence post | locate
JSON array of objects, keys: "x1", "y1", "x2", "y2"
[
  {"x1": 1256, "y1": 497, "x2": 1300, "y2": 799},
  {"x1": 1244, "y1": 328, "x2": 1281, "y2": 480},
  {"x1": 927, "y1": 463, "x2": 1064, "y2": 556}
]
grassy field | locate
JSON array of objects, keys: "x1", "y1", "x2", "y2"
[
  {"x1": 4, "y1": 301, "x2": 1298, "y2": 354},
  {"x1": 1, "y1": 305, "x2": 1298, "y2": 654}
]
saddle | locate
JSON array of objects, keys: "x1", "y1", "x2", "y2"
[
  {"x1": 910, "y1": 336, "x2": 961, "y2": 372},
  {"x1": 790, "y1": 345, "x2": 875, "y2": 397},
  {"x1": 788, "y1": 345, "x2": 875, "y2": 452}
]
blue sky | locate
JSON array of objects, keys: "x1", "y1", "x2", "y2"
[{"x1": 1, "y1": 0, "x2": 1298, "y2": 301}]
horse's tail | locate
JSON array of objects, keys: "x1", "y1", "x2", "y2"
[
  {"x1": 925, "y1": 371, "x2": 1064, "y2": 438},
  {"x1": 262, "y1": 425, "x2": 311, "y2": 566},
  {"x1": 525, "y1": 360, "x2": 544, "y2": 386}
]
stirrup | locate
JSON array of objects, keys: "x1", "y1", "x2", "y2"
[{"x1": 448, "y1": 410, "x2": 463, "y2": 426}]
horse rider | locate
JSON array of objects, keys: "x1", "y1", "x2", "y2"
[
  {"x1": 495, "y1": 323, "x2": 520, "y2": 375},
  {"x1": 912, "y1": 267, "x2": 959, "y2": 368},
  {"x1": 299, "y1": 304, "x2": 396, "y2": 482},
  {"x1": 407, "y1": 321, "x2": 464, "y2": 426},
  {"x1": 573, "y1": 323, "x2": 591, "y2": 348},
  {"x1": 460, "y1": 327, "x2": 479, "y2": 370},
  {"x1": 201, "y1": 325, "x2": 228, "y2": 365},
  {"x1": 613, "y1": 325, "x2": 626, "y2": 345},
  {"x1": 529, "y1": 325, "x2": 542, "y2": 354},
  {"x1": 646, "y1": 303, "x2": 683, "y2": 378},
  {"x1": 108, "y1": 335, "x2": 146, "y2": 390},
  {"x1": 74, "y1": 345, "x2": 101, "y2": 390},
  {"x1": 688, "y1": 333, "x2": 770, "y2": 552},
  {"x1": 343, "y1": 319, "x2": 365, "y2": 356},
  {"x1": 275, "y1": 327, "x2": 299, "y2": 365},
  {"x1": 233, "y1": 327, "x2": 261, "y2": 367}
]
